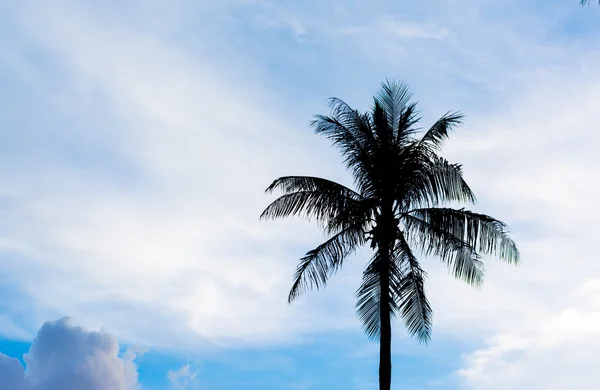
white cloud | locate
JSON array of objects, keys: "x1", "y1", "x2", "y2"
[
  {"x1": 458, "y1": 279, "x2": 600, "y2": 389},
  {"x1": 168, "y1": 364, "x2": 198, "y2": 389},
  {"x1": 0, "y1": 317, "x2": 145, "y2": 390},
  {"x1": 0, "y1": 0, "x2": 358, "y2": 347},
  {"x1": 439, "y1": 49, "x2": 600, "y2": 388}
]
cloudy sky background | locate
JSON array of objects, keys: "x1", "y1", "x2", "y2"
[{"x1": 0, "y1": 0, "x2": 599, "y2": 388}]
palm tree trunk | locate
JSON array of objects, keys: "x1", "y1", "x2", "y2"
[
  {"x1": 377, "y1": 202, "x2": 395, "y2": 390},
  {"x1": 379, "y1": 264, "x2": 392, "y2": 390}
]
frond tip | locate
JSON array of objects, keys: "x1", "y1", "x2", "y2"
[{"x1": 418, "y1": 112, "x2": 463, "y2": 153}]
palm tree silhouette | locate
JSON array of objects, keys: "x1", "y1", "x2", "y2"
[{"x1": 261, "y1": 80, "x2": 519, "y2": 390}]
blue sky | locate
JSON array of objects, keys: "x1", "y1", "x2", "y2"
[{"x1": 1, "y1": 0, "x2": 600, "y2": 389}]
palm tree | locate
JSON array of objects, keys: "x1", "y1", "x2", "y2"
[{"x1": 260, "y1": 80, "x2": 519, "y2": 390}]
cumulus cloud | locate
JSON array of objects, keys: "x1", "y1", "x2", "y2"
[
  {"x1": 0, "y1": 353, "x2": 27, "y2": 389},
  {"x1": 0, "y1": 317, "x2": 145, "y2": 390}
]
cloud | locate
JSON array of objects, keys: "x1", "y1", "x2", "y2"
[
  {"x1": 0, "y1": 353, "x2": 27, "y2": 390},
  {"x1": 168, "y1": 365, "x2": 198, "y2": 389},
  {"x1": 457, "y1": 279, "x2": 600, "y2": 389},
  {"x1": 0, "y1": 317, "x2": 145, "y2": 390},
  {"x1": 0, "y1": 0, "x2": 359, "y2": 347},
  {"x1": 379, "y1": 19, "x2": 448, "y2": 40},
  {"x1": 431, "y1": 38, "x2": 600, "y2": 388}
]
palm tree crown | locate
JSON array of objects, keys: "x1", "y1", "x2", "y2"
[{"x1": 261, "y1": 80, "x2": 519, "y2": 390}]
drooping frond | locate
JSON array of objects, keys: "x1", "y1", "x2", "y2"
[
  {"x1": 407, "y1": 156, "x2": 476, "y2": 208},
  {"x1": 417, "y1": 112, "x2": 463, "y2": 154},
  {"x1": 452, "y1": 247, "x2": 486, "y2": 286},
  {"x1": 261, "y1": 176, "x2": 363, "y2": 224},
  {"x1": 402, "y1": 210, "x2": 485, "y2": 286},
  {"x1": 427, "y1": 157, "x2": 476, "y2": 203},
  {"x1": 393, "y1": 235, "x2": 432, "y2": 343},
  {"x1": 289, "y1": 223, "x2": 366, "y2": 302},
  {"x1": 402, "y1": 212, "x2": 484, "y2": 286},
  {"x1": 356, "y1": 235, "x2": 433, "y2": 343},
  {"x1": 356, "y1": 252, "x2": 403, "y2": 340},
  {"x1": 355, "y1": 256, "x2": 383, "y2": 340},
  {"x1": 406, "y1": 207, "x2": 520, "y2": 264}
]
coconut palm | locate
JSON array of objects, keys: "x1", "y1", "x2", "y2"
[{"x1": 260, "y1": 80, "x2": 519, "y2": 390}]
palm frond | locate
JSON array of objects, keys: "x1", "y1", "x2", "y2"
[
  {"x1": 355, "y1": 235, "x2": 433, "y2": 343},
  {"x1": 402, "y1": 212, "x2": 485, "y2": 287},
  {"x1": 265, "y1": 176, "x2": 363, "y2": 201},
  {"x1": 324, "y1": 200, "x2": 375, "y2": 236},
  {"x1": 312, "y1": 99, "x2": 377, "y2": 194},
  {"x1": 393, "y1": 235, "x2": 432, "y2": 343},
  {"x1": 417, "y1": 112, "x2": 463, "y2": 153},
  {"x1": 356, "y1": 253, "x2": 402, "y2": 340},
  {"x1": 289, "y1": 223, "x2": 366, "y2": 302},
  {"x1": 373, "y1": 100, "x2": 393, "y2": 146},
  {"x1": 395, "y1": 102, "x2": 420, "y2": 146},
  {"x1": 451, "y1": 247, "x2": 485, "y2": 287},
  {"x1": 261, "y1": 176, "x2": 363, "y2": 224},
  {"x1": 406, "y1": 207, "x2": 520, "y2": 264},
  {"x1": 355, "y1": 256, "x2": 383, "y2": 340},
  {"x1": 322, "y1": 98, "x2": 377, "y2": 149},
  {"x1": 408, "y1": 156, "x2": 476, "y2": 207},
  {"x1": 374, "y1": 79, "x2": 416, "y2": 143}
]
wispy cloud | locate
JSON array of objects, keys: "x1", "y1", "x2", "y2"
[
  {"x1": 0, "y1": 0, "x2": 360, "y2": 347},
  {"x1": 168, "y1": 364, "x2": 198, "y2": 389},
  {"x1": 379, "y1": 19, "x2": 448, "y2": 40}
]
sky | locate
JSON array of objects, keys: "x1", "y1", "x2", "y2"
[{"x1": 0, "y1": 0, "x2": 599, "y2": 389}]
